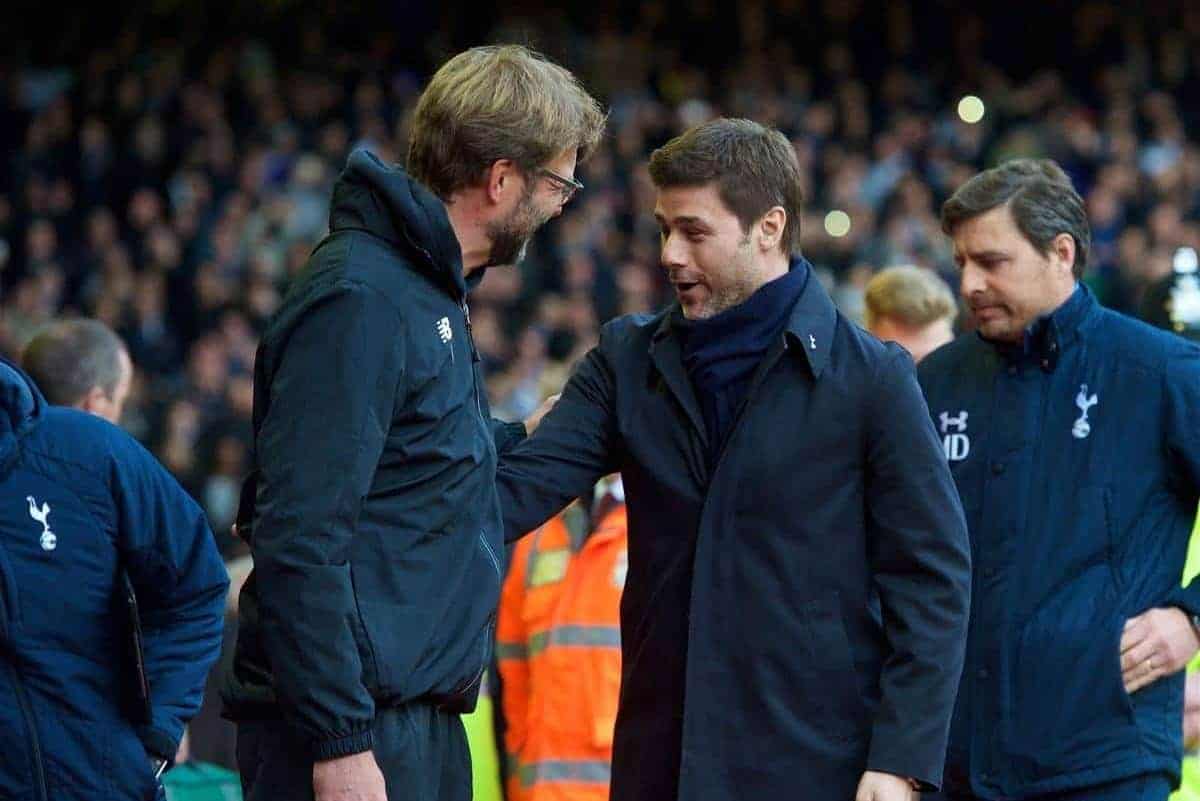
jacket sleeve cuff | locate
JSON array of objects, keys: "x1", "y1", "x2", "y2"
[
  {"x1": 492, "y1": 419, "x2": 528, "y2": 455},
  {"x1": 866, "y1": 744, "x2": 942, "y2": 792},
  {"x1": 1167, "y1": 583, "x2": 1200, "y2": 619},
  {"x1": 137, "y1": 725, "x2": 180, "y2": 762},
  {"x1": 311, "y1": 729, "x2": 374, "y2": 761}
]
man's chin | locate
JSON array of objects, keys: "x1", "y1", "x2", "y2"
[
  {"x1": 676, "y1": 287, "x2": 715, "y2": 320},
  {"x1": 978, "y1": 320, "x2": 1021, "y2": 343},
  {"x1": 678, "y1": 300, "x2": 713, "y2": 320},
  {"x1": 484, "y1": 242, "x2": 529, "y2": 269}
]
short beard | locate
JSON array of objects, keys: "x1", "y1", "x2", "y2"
[
  {"x1": 703, "y1": 234, "x2": 760, "y2": 317},
  {"x1": 484, "y1": 184, "x2": 542, "y2": 268}
]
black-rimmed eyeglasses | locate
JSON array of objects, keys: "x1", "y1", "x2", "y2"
[{"x1": 538, "y1": 167, "x2": 584, "y2": 203}]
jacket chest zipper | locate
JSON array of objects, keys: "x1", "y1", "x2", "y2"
[
  {"x1": 398, "y1": 228, "x2": 484, "y2": 418},
  {"x1": 7, "y1": 660, "x2": 48, "y2": 801},
  {"x1": 460, "y1": 299, "x2": 485, "y2": 418}
]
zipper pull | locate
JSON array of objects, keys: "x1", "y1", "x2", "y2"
[{"x1": 461, "y1": 299, "x2": 481, "y2": 363}]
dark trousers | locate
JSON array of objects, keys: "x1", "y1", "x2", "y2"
[
  {"x1": 236, "y1": 702, "x2": 471, "y2": 801},
  {"x1": 924, "y1": 772, "x2": 1173, "y2": 801}
]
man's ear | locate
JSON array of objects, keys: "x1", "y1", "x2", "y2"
[
  {"x1": 485, "y1": 159, "x2": 521, "y2": 206},
  {"x1": 1049, "y1": 232, "x2": 1077, "y2": 278},
  {"x1": 78, "y1": 385, "x2": 109, "y2": 417},
  {"x1": 757, "y1": 206, "x2": 787, "y2": 253}
]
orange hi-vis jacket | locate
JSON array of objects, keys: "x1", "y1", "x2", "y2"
[{"x1": 497, "y1": 500, "x2": 628, "y2": 801}]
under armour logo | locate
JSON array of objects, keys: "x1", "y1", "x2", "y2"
[
  {"x1": 938, "y1": 411, "x2": 970, "y2": 462},
  {"x1": 26, "y1": 496, "x2": 56, "y2": 551},
  {"x1": 436, "y1": 317, "x2": 453, "y2": 344},
  {"x1": 939, "y1": 411, "x2": 968, "y2": 433}
]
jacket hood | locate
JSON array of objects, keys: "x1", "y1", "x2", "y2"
[
  {"x1": 0, "y1": 360, "x2": 44, "y2": 467},
  {"x1": 328, "y1": 148, "x2": 468, "y2": 298}
]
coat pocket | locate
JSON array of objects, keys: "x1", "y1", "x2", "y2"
[
  {"x1": 348, "y1": 528, "x2": 433, "y2": 698},
  {"x1": 1004, "y1": 581, "x2": 1137, "y2": 779},
  {"x1": 798, "y1": 594, "x2": 868, "y2": 742}
]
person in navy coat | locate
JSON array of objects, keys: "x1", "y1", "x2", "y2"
[
  {"x1": 920, "y1": 159, "x2": 1200, "y2": 801},
  {"x1": 0, "y1": 358, "x2": 227, "y2": 801},
  {"x1": 498, "y1": 118, "x2": 972, "y2": 801}
]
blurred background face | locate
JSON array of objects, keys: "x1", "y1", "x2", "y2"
[
  {"x1": 868, "y1": 315, "x2": 953, "y2": 363},
  {"x1": 952, "y1": 205, "x2": 1074, "y2": 342},
  {"x1": 655, "y1": 184, "x2": 761, "y2": 319}
]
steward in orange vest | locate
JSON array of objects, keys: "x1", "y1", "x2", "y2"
[{"x1": 497, "y1": 478, "x2": 627, "y2": 801}]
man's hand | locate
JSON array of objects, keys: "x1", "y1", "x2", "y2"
[
  {"x1": 313, "y1": 751, "x2": 387, "y2": 801},
  {"x1": 1185, "y1": 671, "x2": 1200, "y2": 750},
  {"x1": 1121, "y1": 607, "x2": 1200, "y2": 694},
  {"x1": 524, "y1": 394, "x2": 561, "y2": 436},
  {"x1": 855, "y1": 771, "x2": 916, "y2": 801}
]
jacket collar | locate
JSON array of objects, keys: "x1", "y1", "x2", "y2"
[
  {"x1": 328, "y1": 148, "x2": 468, "y2": 299},
  {"x1": 781, "y1": 258, "x2": 837, "y2": 379},
  {"x1": 986, "y1": 283, "x2": 1096, "y2": 371},
  {"x1": 651, "y1": 256, "x2": 837, "y2": 380}
]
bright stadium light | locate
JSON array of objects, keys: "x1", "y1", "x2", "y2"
[
  {"x1": 957, "y1": 95, "x2": 986, "y2": 124},
  {"x1": 824, "y1": 210, "x2": 852, "y2": 238}
]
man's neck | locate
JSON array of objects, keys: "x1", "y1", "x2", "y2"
[
  {"x1": 756, "y1": 255, "x2": 791, "y2": 288},
  {"x1": 443, "y1": 194, "x2": 491, "y2": 277},
  {"x1": 738, "y1": 254, "x2": 791, "y2": 303},
  {"x1": 1032, "y1": 281, "x2": 1080, "y2": 325}
]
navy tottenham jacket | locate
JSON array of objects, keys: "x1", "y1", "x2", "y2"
[
  {"x1": 498, "y1": 261, "x2": 972, "y2": 801},
  {"x1": 919, "y1": 285, "x2": 1200, "y2": 798},
  {"x1": 0, "y1": 361, "x2": 227, "y2": 801}
]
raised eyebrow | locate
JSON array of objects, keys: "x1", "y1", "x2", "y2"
[
  {"x1": 656, "y1": 215, "x2": 712, "y2": 230},
  {"x1": 968, "y1": 249, "x2": 1009, "y2": 261}
]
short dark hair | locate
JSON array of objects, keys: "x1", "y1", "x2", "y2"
[
  {"x1": 22, "y1": 319, "x2": 128, "y2": 406},
  {"x1": 648, "y1": 118, "x2": 804, "y2": 255},
  {"x1": 941, "y1": 158, "x2": 1091, "y2": 279}
]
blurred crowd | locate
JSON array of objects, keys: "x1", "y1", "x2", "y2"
[{"x1": 0, "y1": 0, "x2": 1197, "y2": 597}]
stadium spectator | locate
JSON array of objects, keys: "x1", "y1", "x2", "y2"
[{"x1": 863, "y1": 265, "x2": 958, "y2": 363}]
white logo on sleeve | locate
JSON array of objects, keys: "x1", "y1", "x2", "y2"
[
  {"x1": 939, "y1": 411, "x2": 971, "y2": 462},
  {"x1": 26, "y1": 496, "x2": 56, "y2": 551},
  {"x1": 1073, "y1": 384, "x2": 1098, "y2": 439},
  {"x1": 437, "y1": 317, "x2": 453, "y2": 344}
]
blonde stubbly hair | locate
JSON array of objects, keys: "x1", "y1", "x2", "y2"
[
  {"x1": 407, "y1": 44, "x2": 607, "y2": 200},
  {"x1": 863, "y1": 265, "x2": 958, "y2": 329}
]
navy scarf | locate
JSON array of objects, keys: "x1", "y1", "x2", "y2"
[{"x1": 675, "y1": 262, "x2": 808, "y2": 464}]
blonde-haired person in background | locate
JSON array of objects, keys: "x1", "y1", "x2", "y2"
[
  {"x1": 224, "y1": 44, "x2": 604, "y2": 801},
  {"x1": 863, "y1": 266, "x2": 958, "y2": 364}
]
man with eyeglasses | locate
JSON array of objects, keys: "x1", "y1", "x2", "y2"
[
  {"x1": 540, "y1": 166, "x2": 585, "y2": 203},
  {"x1": 223, "y1": 44, "x2": 605, "y2": 801}
]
